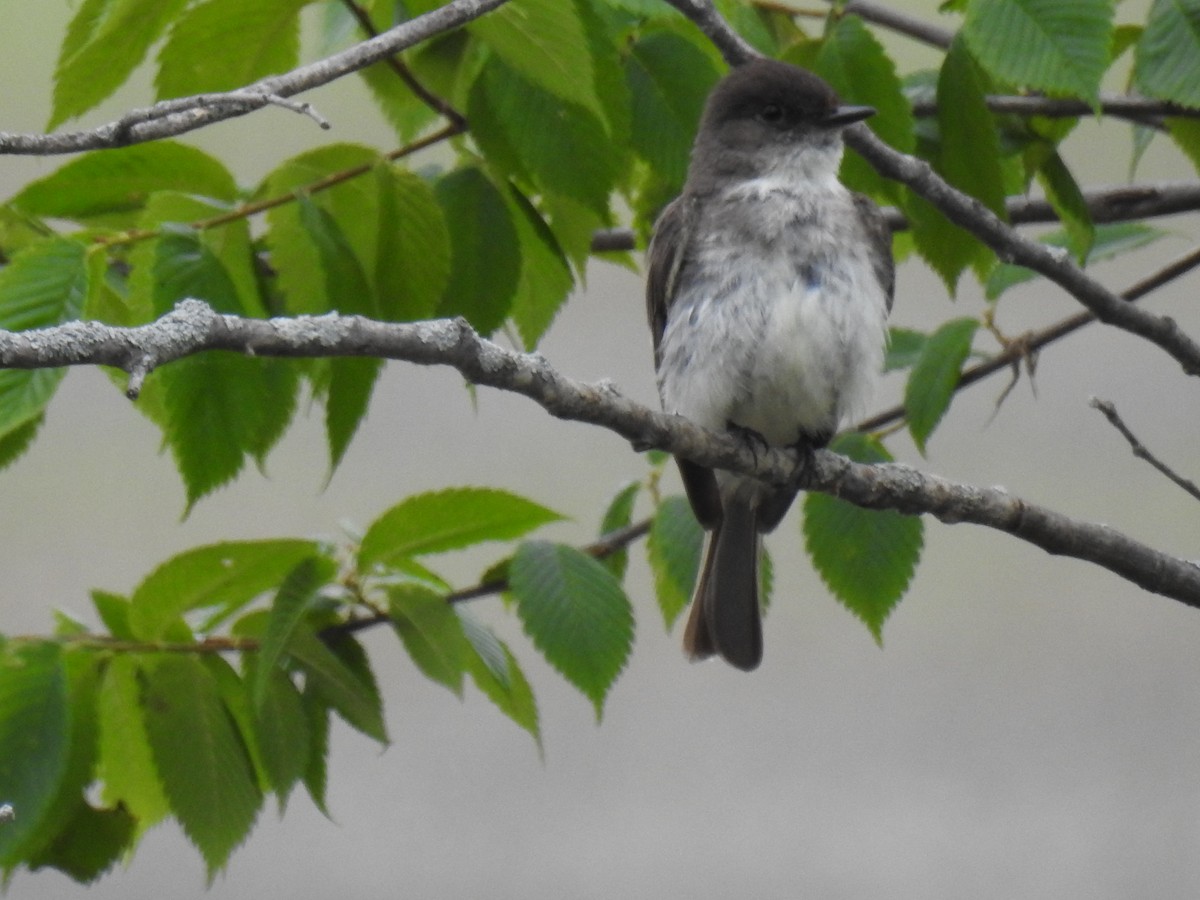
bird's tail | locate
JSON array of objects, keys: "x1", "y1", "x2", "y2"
[{"x1": 682, "y1": 494, "x2": 761, "y2": 670}]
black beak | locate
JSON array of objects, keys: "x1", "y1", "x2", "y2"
[{"x1": 822, "y1": 104, "x2": 875, "y2": 127}]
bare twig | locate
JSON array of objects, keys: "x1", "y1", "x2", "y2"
[
  {"x1": 842, "y1": 0, "x2": 954, "y2": 48},
  {"x1": 856, "y1": 242, "x2": 1200, "y2": 433},
  {"x1": 846, "y1": 126, "x2": 1200, "y2": 376},
  {"x1": 589, "y1": 181, "x2": 1200, "y2": 253},
  {"x1": 1090, "y1": 398, "x2": 1200, "y2": 502},
  {"x1": 2, "y1": 301, "x2": 1198, "y2": 607},
  {"x1": 912, "y1": 93, "x2": 1200, "y2": 124},
  {"x1": 0, "y1": 0, "x2": 508, "y2": 155}
]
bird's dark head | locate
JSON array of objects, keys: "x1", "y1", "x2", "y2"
[{"x1": 689, "y1": 58, "x2": 874, "y2": 186}]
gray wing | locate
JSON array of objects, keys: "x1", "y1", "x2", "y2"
[
  {"x1": 645, "y1": 195, "x2": 722, "y2": 530},
  {"x1": 852, "y1": 192, "x2": 895, "y2": 313},
  {"x1": 645, "y1": 196, "x2": 697, "y2": 365}
]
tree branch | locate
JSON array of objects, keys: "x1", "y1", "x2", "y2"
[
  {"x1": 0, "y1": 0, "x2": 508, "y2": 155},
  {"x1": 1090, "y1": 398, "x2": 1200, "y2": 502},
  {"x1": 913, "y1": 93, "x2": 1200, "y2": 124},
  {"x1": 845, "y1": 126, "x2": 1200, "y2": 376},
  {"x1": 3, "y1": 302, "x2": 1198, "y2": 608}
]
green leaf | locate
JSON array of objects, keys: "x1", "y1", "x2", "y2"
[
  {"x1": 1134, "y1": 0, "x2": 1200, "y2": 107},
  {"x1": 1168, "y1": 117, "x2": 1200, "y2": 175},
  {"x1": 254, "y1": 557, "x2": 337, "y2": 705},
  {"x1": 804, "y1": 434, "x2": 923, "y2": 642},
  {"x1": 28, "y1": 802, "x2": 135, "y2": 884},
  {"x1": 141, "y1": 655, "x2": 261, "y2": 877},
  {"x1": 129, "y1": 539, "x2": 320, "y2": 639},
  {"x1": 1035, "y1": 149, "x2": 1093, "y2": 260},
  {"x1": 91, "y1": 590, "x2": 134, "y2": 640},
  {"x1": 910, "y1": 38, "x2": 1004, "y2": 291},
  {"x1": 624, "y1": 30, "x2": 721, "y2": 193},
  {"x1": 0, "y1": 643, "x2": 69, "y2": 869},
  {"x1": 646, "y1": 495, "x2": 703, "y2": 630},
  {"x1": 373, "y1": 165, "x2": 451, "y2": 322},
  {"x1": 963, "y1": 0, "x2": 1113, "y2": 104},
  {"x1": 506, "y1": 183, "x2": 575, "y2": 348},
  {"x1": 260, "y1": 144, "x2": 382, "y2": 315},
  {"x1": 509, "y1": 541, "x2": 633, "y2": 719},
  {"x1": 154, "y1": 351, "x2": 298, "y2": 510},
  {"x1": 817, "y1": 14, "x2": 916, "y2": 159},
  {"x1": 10, "y1": 143, "x2": 238, "y2": 228},
  {"x1": 905, "y1": 317, "x2": 979, "y2": 454},
  {"x1": 359, "y1": 487, "x2": 563, "y2": 571},
  {"x1": 300, "y1": 691, "x2": 331, "y2": 816},
  {"x1": 0, "y1": 238, "x2": 88, "y2": 460},
  {"x1": 287, "y1": 629, "x2": 387, "y2": 743},
  {"x1": 469, "y1": 0, "x2": 605, "y2": 124},
  {"x1": 458, "y1": 610, "x2": 540, "y2": 747},
  {"x1": 388, "y1": 584, "x2": 471, "y2": 694},
  {"x1": 597, "y1": 481, "x2": 641, "y2": 580},
  {"x1": 985, "y1": 222, "x2": 1167, "y2": 298},
  {"x1": 97, "y1": 656, "x2": 169, "y2": 830},
  {"x1": 50, "y1": 0, "x2": 191, "y2": 128},
  {"x1": 884, "y1": 327, "x2": 929, "y2": 372},
  {"x1": 471, "y1": 57, "x2": 619, "y2": 218},
  {"x1": 434, "y1": 167, "x2": 522, "y2": 333},
  {"x1": 325, "y1": 357, "x2": 383, "y2": 476},
  {"x1": 299, "y1": 196, "x2": 375, "y2": 316},
  {"x1": 155, "y1": 0, "x2": 309, "y2": 99},
  {"x1": 249, "y1": 666, "x2": 309, "y2": 805}
]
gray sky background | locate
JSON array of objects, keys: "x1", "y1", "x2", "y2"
[{"x1": 3, "y1": 3, "x2": 1200, "y2": 898}]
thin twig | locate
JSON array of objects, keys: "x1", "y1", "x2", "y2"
[
  {"x1": 1090, "y1": 398, "x2": 1200, "y2": 502},
  {"x1": 842, "y1": 0, "x2": 954, "y2": 49},
  {"x1": 912, "y1": 93, "x2": 1200, "y2": 124},
  {"x1": 0, "y1": 0, "x2": 509, "y2": 155},
  {"x1": 856, "y1": 242, "x2": 1200, "y2": 433}
]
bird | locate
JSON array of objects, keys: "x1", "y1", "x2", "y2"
[{"x1": 645, "y1": 58, "x2": 894, "y2": 670}]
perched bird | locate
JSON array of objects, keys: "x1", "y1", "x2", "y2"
[{"x1": 646, "y1": 59, "x2": 894, "y2": 670}]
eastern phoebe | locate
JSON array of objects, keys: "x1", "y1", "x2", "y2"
[{"x1": 646, "y1": 59, "x2": 895, "y2": 670}]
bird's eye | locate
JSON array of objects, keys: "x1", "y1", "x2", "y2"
[{"x1": 758, "y1": 103, "x2": 784, "y2": 124}]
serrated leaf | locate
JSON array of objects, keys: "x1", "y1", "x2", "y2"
[
  {"x1": 10, "y1": 143, "x2": 237, "y2": 228},
  {"x1": 0, "y1": 643, "x2": 68, "y2": 869},
  {"x1": 909, "y1": 39, "x2": 1004, "y2": 292},
  {"x1": 27, "y1": 802, "x2": 135, "y2": 884},
  {"x1": 964, "y1": 0, "x2": 1113, "y2": 104},
  {"x1": 374, "y1": 165, "x2": 451, "y2": 322},
  {"x1": 510, "y1": 541, "x2": 633, "y2": 719},
  {"x1": 434, "y1": 167, "x2": 521, "y2": 333},
  {"x1": 471, "y1": 57, "x2": 619, "y2": 218},
  {"x1": 388, "y1": 584, "x2": 471, "y2": 694},
  {"x1": 50, "y1": 0, "x2": 190, "y2": 128},
  {"x1": 254, "y1": 557, "x2": 337, "y2": 705},
  {"x1": 1134, "y1": 0, "x2": 1200, "y2": 108},
  {"x1": 625, "y1": 30, "x2": 720, "y2": 193},
  {"x1": 506, "y1": 182, "x2": 574, "y2": 348},
  {"x1": 470, "y1": 0, "x2": 605, "y2": 124},
  {"x1": 1168, "y1": 117, "x2": 1200, "y2": 175},
  {"x1": 154, "y1": 351, "x2": 297, "y2": 510},
  {"x1": 155, "y1": 0, "x2": 309, "y2": 99},
  {"x1": 129, "y1": 539, "x2": 320, "y2": 639},
  {"x1": 817, "y1": 13, "x2": 916, "y2": 200},
  {"x1": 300, "y1": 691, "x2": 331, "y2": 816},
  {"x1": 0, "y1": 239, "x2": 89, "y2": 458},
  {"x1": 97, "y1": 656, "x2": 169, "y2": 830},
  {"x1": 1035, "y1": 149, "x2": 1093, "y2": 260},
  {"x1": 905, "y1": 317, "x2": 979, "y2": 454},
  {"x1": 646, "y1": 495, "x2": 704, "y2": 629},
  {"x1": 359, "y1": 487, "x2": 563, "y2": 571},
  {"x1": 249, "y1": 667, "x2": 309, "y2": 805},
  {"x1": 458, "y1": 609, "x2": 540, "y2": 747},
  {"x1": 325, "y1": 357, "x2": 383, "y2": 476},
  {"x1": 597, "y1": 481, "x2": 641, "y2": 580},
  {"x1": 884, "y1": 327, "x2": 929, "y2": 372},
  {"x1": 141, "y1": 655, "x2": 261, "y2": 877},
  {"x1": 803, "y1": 434, "x2": 923, "y2": 642},
  {"x1": 299, "y1": 196, "x2": 375, "y2": 316},
  {"x1": 260, "y1": 144, "x2": 382, "y2": 315},
  {"x1": 287, "y1": 629, "x2": 387, "y2": 743},
  {"x1": 985, "y1": 222, "x2": 1166, "y2": 298}
]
